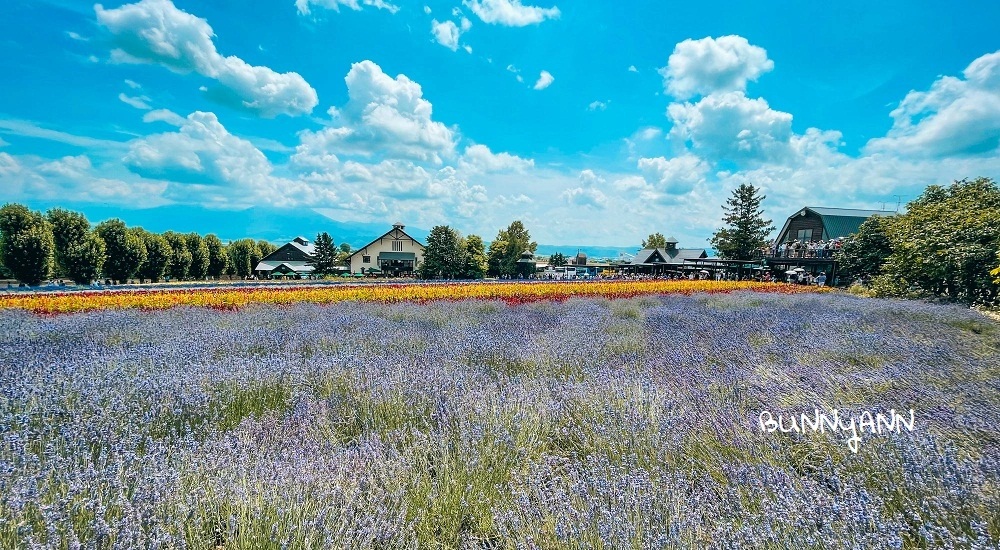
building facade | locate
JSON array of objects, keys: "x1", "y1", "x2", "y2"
[{"x1": 347, "y1": 223, "x2": 425, "y2": 277}]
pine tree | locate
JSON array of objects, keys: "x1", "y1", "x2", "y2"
[
  {"x1": 309, "y1": 232, "x2": 339, "y2": 277},
  {"x1": 710, "y1": 184, "x2": 775, "y2": 260}
]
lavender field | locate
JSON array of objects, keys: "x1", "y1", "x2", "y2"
[{"x1": 1, "y1": 292, "x2": 998, "y2": 548}]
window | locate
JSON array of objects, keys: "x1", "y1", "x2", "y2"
[
  {"x1": 362, "y1": 255, "x2": 370, "y2": 263},
  {"x1": 392, "y1": 240, "x2": 403, "y2": 252},
  {"x1": 796, "y1": 229, "x2": 813, "y2": 242}
]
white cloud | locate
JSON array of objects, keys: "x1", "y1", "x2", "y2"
[
  {"x1": 460, "y1": 144, "x2": 534, "y2": 173},
  {"x1": 462, "y1": 0, "x2": 559, "y2": 26},
  {"x1": 637, "y1": 154, "x2": 710, "y2": 193},
  {"x1": 0, "y1": 137, "x2": 9, "y2": 148},
  {"x1": 0, "y1": 152, "x2": 168, "y2": 206},
  {"x1": 865, "y1": 50, "x2": 1000, "y2": 158},
  {"x1": 560, "y1": 169, "x2": 608, "y2": 208},
  {"x1": 667, "y1": 91, "x2": 793, "y2": 164},
  {"x1": 461, "y1": 17, "x2": 473, "y2": 31},
  {"x1": 464, "y1": 45, "x2": 473, "y2": 54},
  {"x1": 67, "y1": 31, "x2": 88, "y2": 41},
  {"x1": 424, "y1": 5, "x2": 431, "y2": 13},
  {"x1": 96, "y1": 0, "x2": 318, "y2": 118},
  {"x1": 534, "y1": 70, "x2": 554, "y2": 90},
  {"x1": 295, "y1": 0, "x2": 399, "y2": 15},
  {"x1": 588, "y1": 100, "x2": 608, "y2": 111},
  {"x1": 294, "y1": 60, "x2": 456, "y2": 166},
  {"x1": 124, "y1": 79, "x2": 141, "y2": 89},
  {"x1": 431, "y1": 19, "x2": 461, "y2": 51},
  {"x1": 143, "y1": 109, "x2": 186, "y2": 126},
  {"x1": 0, "y1": 152, "x2": 20, "y2": 176},
  {"x1": 119, "y1": 93, "x2": 152, "y2": 110},
  {"x1": 660, "y1": 35, "x2": 774, "y2": 99},
  {"x1": 628, "y1": 65, "x2": 638, "y2": 73},
  {"x1": 0, "y1": 119, "x2": 128, "y2": 150}
]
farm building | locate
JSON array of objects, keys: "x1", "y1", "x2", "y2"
[
  {"x1": 347, "y1": 223, "x2": 425, "y2": 277},
  {"x1": 622, "y1": 237, "x2": 709, "y2": 275},
  {"x1": 255, "y1": 236, "x2": 315, "y2": 279},
  {"x1": 774, "y1": 207, "x2": 893, "y2": 244}
]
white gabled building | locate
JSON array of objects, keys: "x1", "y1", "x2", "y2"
[{"x1": 347, "y1": 223, "x2": 425, "y2": 277}]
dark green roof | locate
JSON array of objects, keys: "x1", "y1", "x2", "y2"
[{"x1": 377, "y1": 252, "x2": 416, "y2": 260}]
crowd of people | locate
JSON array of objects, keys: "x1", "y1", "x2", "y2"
[{"x1": 768, "y1": 238, "x2": 844, "y2": 259}]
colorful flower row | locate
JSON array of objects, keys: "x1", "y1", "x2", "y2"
[{"x1": 0, "y1": 280, "x2": 831, "y2": 314}]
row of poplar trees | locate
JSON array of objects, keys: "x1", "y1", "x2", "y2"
[{"x1": 0, "y1": 203, "x2": 280, "y2": 285}]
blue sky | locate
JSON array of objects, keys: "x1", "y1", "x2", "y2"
[{"x1": 1, "y1": 0, "x2": 999, "y2": 247}]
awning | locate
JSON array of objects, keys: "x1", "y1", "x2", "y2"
[{"x1": 378, "y1": 252, "x2": 416, "y2": 260}]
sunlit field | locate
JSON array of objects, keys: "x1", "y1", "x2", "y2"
[{"x1": 1, "y1": 291, "x2": 998, "y2": 548}]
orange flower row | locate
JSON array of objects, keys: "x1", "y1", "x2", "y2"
[{"x1": 0, "y1": 280, "x2": 831, "y2": 315}]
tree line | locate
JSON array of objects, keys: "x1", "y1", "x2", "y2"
[{"x1": 0, "y1": 203, "x2": 298, "y2": 285}]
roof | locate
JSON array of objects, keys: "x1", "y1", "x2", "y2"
[
  {"x1": 776, "y1": 206, "x2": 895, "y2": 242},
  {"x1": 255, "y1": 261, "x2": 315, "y2": 272},
  {"x1": 632, "y1": 247, "x2": 708, "y2": 265}
]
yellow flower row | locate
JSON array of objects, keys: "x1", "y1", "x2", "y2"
[{"x1": 0, "y1": 280, "x2": 830, "y2": 315}]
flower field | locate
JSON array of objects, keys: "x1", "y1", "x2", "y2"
[
  {"x1": 1, "y1": 292, "x2": 998, "y2": 548},
  {"x1": 0, "y1": 279, "x2": 825, "y2": 314}
]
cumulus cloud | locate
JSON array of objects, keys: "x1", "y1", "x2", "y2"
[
  {"x1": 560, "y1": 169, "x2": 608, "y2": 208},
  {"x1": 294, "y1": 60, "x2": 456, "y2": 166},
  {"x1": 462, "y1": 0, "x2": 559, "y2": 26},
  {"x1": 460, "y1": 144, "x2": 534, "y2": 173},
  {"x1": 628, "y1": 65, "x2": 638, "y2": 73},
  {"x1": 431, "y1": 20, "x2": 461, "y2": 51},
  {"x1": 865, "y1": 50, "x2": 1000, "y2": 158},
  {"x1": 124, "y1": 111, "x2": 273, "y2": 186},
  {"x1": 667, "y1": 91, "x2": 793, "y2": 164},
  {"x1": 637, "y1": 154, "x2": 710, "y2": 193},
  {"x1": 660, "y1": 35, "x2": 773, "y2": 99},
  {"x1": 295, "y1": 0, "x2": 399, "y2": 15},
  {"x1": 534, "y1": 70, "x2": 554, "y2": 90},
  {"x1": 96, "y1": 0, "x2": 318, "y2": 117},
  {"x1": 0, "y1": 152, "x2": 168, "y2": 205},
  {"x1": 588, "y1": 100, "x2": 608, "y2": 111}
]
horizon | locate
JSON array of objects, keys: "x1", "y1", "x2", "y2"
[{"x1": 2, "y1": 0, "x2": 999, "y2": 247}]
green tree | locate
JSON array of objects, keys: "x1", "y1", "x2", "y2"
[
  {"x1": 63, "y1": 232, "x2": 106, "y2": 285},
  {"x1": 642, "y1": 232, "x2": 668, "y2": 249},
  {"x1": 337, "y1": 242, "x2": 352, "y2": 266},
  {"x1": 186, "y1": 233, "x2": 210, "y2": 280},
  {"x1": 163, "y1": 232, "x2": 192, "y2": 281},
  {"x1": 0, "y1": 204, "x2": 54, "y2": 286},
  {"x1": 96, "y1": 219, "x2": 146, "y2": 284},
  {"x1": 309, "y1": 232, "x2": 339, "y2": 277},
  {"x1": 549, "y1": 252, "x2": 567, "y2": 267},
  {"x1": 879, "y1": 177, "x2": 1000, "y2": 305},
  {"x1": 835, "y1": 216, "x2": 894, "y2": 284},
  {"x1": 227, "y1": 239, "x2": 259, "y2": 279},
  {"x1": 487, "y1": 221, "x2": 537, "y2": 277},
  {"x1": 257, "y1": 240, "x2": 278, "y2": 257},
  {"x1": 710, "y1": 183, "x2": 776, "y2": 260},
  {"x1": 47, "y1": 208, "x2": 90, "y2": 276},
  {"x1": 419, "y1": 225, "x2": 465, "y2": 279},
  {"x1": 204, "y1": 234, "x2": 228, "y2": 279},
  {"x1": 462, "y1": 234, "x2": 487, "y2": 279},
  {"x1": 136, "y1": 230, "x2": 172, "y2": 283}
]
